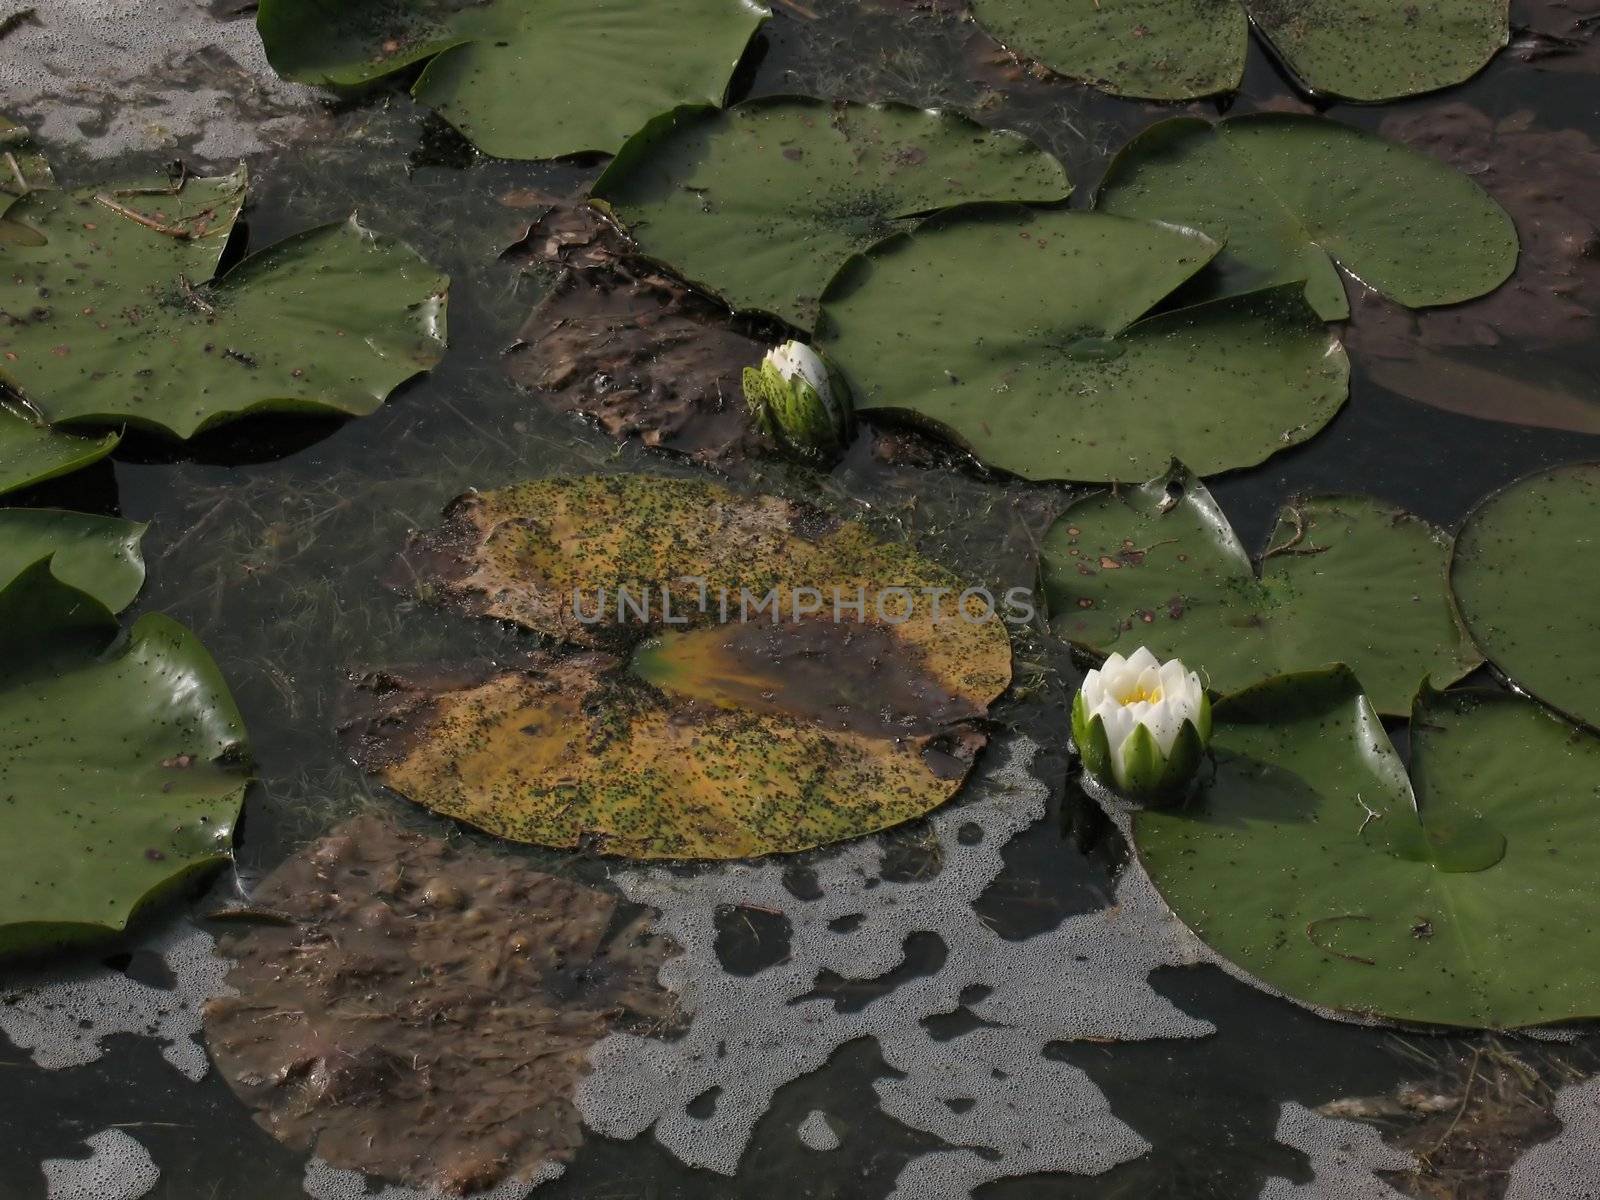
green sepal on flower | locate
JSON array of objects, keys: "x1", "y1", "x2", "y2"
[{"x1": 742, "y1": 340, "x2": 854, "y2": 460}]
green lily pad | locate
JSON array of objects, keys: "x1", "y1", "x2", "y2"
[
  {"x1": 1044, "y1": 464, "x2": 1479, "y2": 715},
  {"x1": 818, "y1": 209, "x2": 1347, "y2": 482},
  {"x1": 0, "y1": 169, "x2": 448, "y2": 439},
  {"x1": 256, "y1": 0, "x2": 769, "y2": 160},
  {"x1": 0, "y1": 561, "x2": 251, "y2": 956},
  {"x1": 0, "y1": 508, "x2": 146, "y2": 611},
  {"x1": 1450, "y1": 461, "x2": 1600, "y2": 730},
  {"x1": 1095, "y1": 114, "x2": 1519, "y2": 321},
  {"x1": 350, "y1": 474, "x2": 1013, "y2": 860},
  {"x1": 0, "y1": 406, "x2": 118, "y2": 498},
  {"x1": 1136, "y1": 670, "x2": 1600, "y2": 1029},
  {"x1": 591, "y1": 98, "x2": 1073, "y2": 329},
  {"x1": 969, "y1": 0, "x2": 1508, "y2": 101}
]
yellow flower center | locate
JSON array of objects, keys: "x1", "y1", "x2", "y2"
[{"x1": 1116, "y1": 684, "x2": 1164, "y2": 706}]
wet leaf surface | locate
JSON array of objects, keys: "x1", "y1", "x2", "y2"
[
  {"x1": 1136, "y1": 670, "x2": 1600, "y2": 1029},
  {"x1": 968, "y1": 0, "x2": 1508, "y2": 101},
  {"x1": 0, "y1": 405, "x2": 118, "y2": 498},
  {"x1": 204, "y1": 814, "x2": 678, "y2": 1194},
  {"x1": 1095, "y1": 113, "x2": 1518, "y2": 321},
  {"x1": 1044, "y1": 464, "x2": 1480, "y2": 715},
  {"x1": 1345, "y1": 104, "x2": 1600, "y2": 434},
  {"x1": 592, "y1": 97, "x2": 1073, "y2": 330},
  {"x1": 0, "y1": 507, "x2": 146, "y2": 611},
  {"x1": 351, "y1": 474, "x2": 1011, "y2": 859},
  {"x1": 256, "y1": 0, "x2": 768, "y2": 159},
  {"x1": 819, "y1": 208, "x2": 1347, "y2": 482},
  {"x1": 0, "y1": 561, "x2": 250, "y2": 957},
  {"x1": 1450, "y1": 460, "x2": 1600, "y2": 729},
  {"x1": 0, "y1": 167, "x2": 449, "y2": 439}
]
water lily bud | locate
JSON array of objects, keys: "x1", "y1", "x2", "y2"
[
  {"x1": 1071, "y1": 647, "x2": 1211, "y2": 803},
  {"x1": 742, "y1": 339, "x2": 854, "y2": 458}
]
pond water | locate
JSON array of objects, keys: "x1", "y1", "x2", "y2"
[{"x1": 2, "y1": 1, "x2": 1599, "y2": 1197}]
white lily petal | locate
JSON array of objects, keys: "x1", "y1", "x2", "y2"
[{"x1": 1075, "y1": 647, "x2": 1210, "y2": 796}]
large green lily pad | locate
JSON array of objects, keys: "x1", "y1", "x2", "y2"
[
  {"x1": 0, "y1": 561, "x2": 251, "y2": 956},
  {"x1": 818, "y1": 209, "x2": 1347, "y2": 482},
  {"x1": 969, "y1": 0, "x2": 1508, "y2": 101},
  {"x1": 349, "y1": 475, "x2": 1012, "y2": 859},
  {"x1": 592, "y1": 98, "x2": 1073, "y2": 329},
  {"x1": 0, "y1": 406, "x2": 118, "y2": 498},
  {"x1": 1044, "y1": 464, "x2": 1479, "y2": 715},
  {"x1": 256, "y1": 0, "x2": 768, "y2": 160},
  {"x1": 1136, "y1": 670, "x2": 1600, "y2": 1029},
  {"x1": 1095, "y1": 114, "x2": 1519, "y2": 321},
  {"x1": 0, "y1": 508, "x2": 146, "y2": 611},
  {"x1": 1450, "y1": 462, "x2": 1600, "y2": 730},
  {"x1": 1, "y1": 170, "x2": 448, "y2": 439}
]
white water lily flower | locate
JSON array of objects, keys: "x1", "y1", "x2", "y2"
[
  {"x1": 742, "y1": 340, "x2": 854, "y2": 457},
  {"x1": 1072, "y1": 647, "x2": 1211, "y2": 802}
]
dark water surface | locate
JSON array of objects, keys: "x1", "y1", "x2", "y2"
[{"x1": 2, "y1": 1, "x2": 1599, "y2": 1197}]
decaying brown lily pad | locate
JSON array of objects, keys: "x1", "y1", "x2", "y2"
[
  {"x1": 1347, "y1": 103, "x2": 1600, "y2": 433},
  {"x1": 204, "y1": 815, "x2": 677, "y2": 1194},
  {"x1": 357, "y1": 475, "x2": 1012, "y2": 859},
  {"x1": 502, "y1": 205, "x2": 769, "y2": 463}
]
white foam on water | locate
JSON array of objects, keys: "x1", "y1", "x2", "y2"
[
  {"x1": 8, "y1": 0, "x2": 321, "y2": 159},
  {"x1": 1259, "y1": 1103, "x2": 1415, "y2": 1199},
  {"x1": 578, "y1": 736, "x2": 1213, "y2": 1193},
  {"x1": 0, "y1": 922, "x2": 232, "y2": 1081},
  {"x1": 302, "y1": 1158, "x2": 562, "y2": 1200},
  {"x1": 42, "y1": 1129, "x2": 160, "y2": 1200},
  {"x1": 796, "y1": 1110, "x2": 841, "y2": 1152},
  {"x1": 1505, "y1": 1075, "x2": 1600, "y2": 1198}
]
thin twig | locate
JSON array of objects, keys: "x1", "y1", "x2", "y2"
[
  {"x1": 93, "y1": 193, "x2": 201, "y2": 239},
  {"x1": 1306, "y1": 913, "x2": 1377, "y2": 966}
]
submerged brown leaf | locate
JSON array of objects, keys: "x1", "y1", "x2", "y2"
[
  {"x1": 204, "y1": 815, "x2": 677, "y2": 1195},
  {"x1": 363, "y1": 475, "x2": 1012, "y2": 859},
  {"x1": 503, "y1": 203, "x2": 769, "y2": 464},
  {"x1": 1348, "y1": 103, "x2": 1600, "y2": 433}
]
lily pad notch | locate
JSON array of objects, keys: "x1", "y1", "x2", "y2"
[
  {"x1": 1134, "y1": 667, "x2": 1600, "y2": 1029},
  {"x1": 591, "y1": 97, "x2": 1074, "y2": 330},
  {"x1": 255, "y1": 0, "x2": 772, "y2": 159},
  {"x1": 1043, "y1": 462, "x2": 1480, "y2": 714},
  {"x1": 1095, "y1": 113, "x2": 1519, "y2": 321},
  {"x1": 969, "y1": 0, "x2": 1509, "y2": 102},
  {"x1": 817, "y1": 208, "x2": 1346, "y2": 482},
  {"x1": 1, "y1": 163, "x2": 449, "y2": 441},
  {"x1": 0, "y1": 553, "x2": 251, "y2": 957}
]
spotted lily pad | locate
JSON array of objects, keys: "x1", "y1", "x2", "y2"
[
  {"x1": 1136, "y1": 669, "x2": 1600, "y2": 1028},
  {"x1": 591, "y1": 98, "x2": 1073, "y2": 329},
  {"x1": 818, "y1": 209, "x2": 1346, "y2": 482},
  {"x1": 1, "y1": 169, "x2": 448, "y2": 439},
  {"x1": 0, "y1": 406, "x2": 118, "y2": 498},
  {"x1": 1450, "y1": 462, "x2": 1600, "y2": 730},
  {"x1": 256, "y1": 0, "x2": 768, "y2": 160},
  {"x1": 1044, "y1": 464, "x2": 1479, "y2": 715},
  {"x1": 969, "y1": 0, "x2": 1508, "y2": 101},
  {"x1": 0, "y1": 561, "x2": 251, "y2": 956},
  {"x1": 0, "y1": 508, "x2": 146, "y2": 610},
  {"x1": 205, "y1": 815, "x2": 677, "y2": 1194},
  {"x1": 350, "y1": 475, "x2": 1012, "y2": 859},
  {"x1": 1094, "y1": 114, "x2": 1518, "y2": 321}
]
